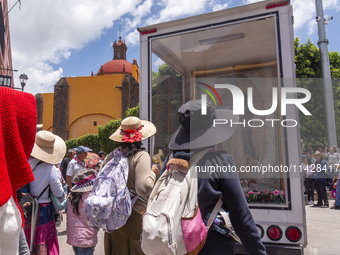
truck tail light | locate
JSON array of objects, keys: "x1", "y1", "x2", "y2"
[
  {"x1": 285, "y1": 226, "x2": 302, "y2": 242},
  {"x1": 266, "y1": 2, "x2": 288, "y2": 9},
  {"x1": 267, "y1": 225, "x2": 282, "y2": 241}
]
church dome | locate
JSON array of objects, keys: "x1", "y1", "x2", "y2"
[
  {"x1": 97, "y1": 59, "x2": 132, "y2": 75},
  {"x1": 97, "y1": 37, "x2": 134, "y2": 75}
]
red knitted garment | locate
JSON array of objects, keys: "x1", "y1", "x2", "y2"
[{"x1": 0, "y1": 87, "x2": 37, "y2": 210}]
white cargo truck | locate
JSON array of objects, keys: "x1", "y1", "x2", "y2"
[{"x1": 138, "y1": 0, "x2": 306, "y2": 254}]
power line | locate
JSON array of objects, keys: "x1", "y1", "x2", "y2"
[
  {"x1": 4, "y1": 0, "x2": 21, "y2": 18},
  {"x1": 63, "y1": 57, "x2": 111, "y2": 76}
]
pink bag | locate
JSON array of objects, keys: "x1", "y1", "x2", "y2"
[
  {"x1": 181, "y1": 207, "x2": 207, "y2": 254},
  {"x1": 332, "y1": 190, "x2": 337, "y2": 199}
]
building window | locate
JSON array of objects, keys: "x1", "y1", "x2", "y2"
[{"x1": 94, "y1": 121, "x2": 97, "y2": 126}]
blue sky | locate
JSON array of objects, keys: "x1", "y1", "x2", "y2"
[{"x1": 7, "y1": 0, "x2": 340, "y2": 95}]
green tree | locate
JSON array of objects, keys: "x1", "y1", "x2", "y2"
[
  {"x1": 126, "y1": 103, "x2": 139, "y2": 117},
  {"x1": 152, "y1": 63, "x2": 182, "y2": 155},
  {"x1": 97, "y1": 119, "x2": 121, "y2": 154},
  {"x1": 65, "y1": 138, "x2": 77, "y2": 156},
  {"x1": 295, "y1": 37, "x2": 340, "y2": 147},
  {"x1": 76, "y1": 133, "x2": 100, "y2": 153}
]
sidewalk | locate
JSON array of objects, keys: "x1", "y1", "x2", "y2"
[
  {"x1": 304, "y1": 199, "x2": 340, "y2": 255},
  {"x1": 57, "y1": 201, "x2": 340, "y2": 254}
]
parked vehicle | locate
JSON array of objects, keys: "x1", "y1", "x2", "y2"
[{"x1": 138, "y1": 1, "x2": 306, "y2": 254}]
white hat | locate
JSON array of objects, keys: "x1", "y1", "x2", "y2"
[{"x1": 31, "y1": 130, "x2": 66, "y2": 165}]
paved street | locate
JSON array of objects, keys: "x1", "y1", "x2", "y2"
[{"x1": 57, "y1": 200, "x2": 340, "y2": 254}]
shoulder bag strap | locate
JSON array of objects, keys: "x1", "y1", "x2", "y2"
[
  {"x1": 28, "y1": 160, "x2": 49, "y2": 199},
  {"x1": 207, "y1": 195, "x2": 242, "y2": 244},
  {"x1": 36, "y1": 185, "x2": 50, "y2": 200},
  {"x1": 189, "y1": 148, "x2": 211, "y2": 179}
]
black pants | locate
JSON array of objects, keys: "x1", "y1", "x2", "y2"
[
  {"x1": 314, "y1": 180, "x2": 328, "y2": 206},
  {"x1": 305, "y1": 178, "x2": 314, "y2": 201}
]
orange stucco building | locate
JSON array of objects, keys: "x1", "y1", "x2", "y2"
[{"x1": 36, "y1": 38, "x2": 140, "y2": 140}]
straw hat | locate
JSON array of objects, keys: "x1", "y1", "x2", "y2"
[
  {"x1": 31, "y1": 130, "x2": 66, "y2": 165},
  {"x1": 312, "y1": 151, "x2": 325, "y2": 159},
  {"x1": 110, "y1": 117, "x2": 156, "y2": 143},
  {"x1": 71, "y1": 168, "x2": 96, "y2": 192}
]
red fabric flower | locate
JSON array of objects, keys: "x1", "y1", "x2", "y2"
[{"x1": 122, "y1": 126, "x2": 143, "y2": 143}]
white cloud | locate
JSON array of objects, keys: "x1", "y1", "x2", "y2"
[
  {"x1": 126, "y1": 30, "x2": 140, "y2": 46},
  {"x1": 7, "y1": 0, "x2": 339, "y2": 95},
  {"x1": 124, "y1": 0, "x2": 153, "y2": 29},
  {"x1": 245, "y1": 0, "x2": 339, "y2": 34},
  {"x1": 8, "y1": 0, "x2": 143, "y2": 94},
  {"x1": 154, "y1": 58, "x2": 165, "y2": 67},
  {"x1": 124, "y1": 0, "x2": 208, "y2": 46},
  {"x1": 292, "y1": 0, "x2": 339, "y2": 35},
  {"x1": 213, "y1": 3, "x2": 229, "y2": 11}
]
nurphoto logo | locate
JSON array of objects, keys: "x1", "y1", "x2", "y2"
[{"x1": 198, "y1": 83, "x2": 312, "y2": 128}]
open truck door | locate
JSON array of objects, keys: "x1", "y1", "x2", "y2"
[{"x1": 138, "y1": 1, "x2": 306, "y2": 254}]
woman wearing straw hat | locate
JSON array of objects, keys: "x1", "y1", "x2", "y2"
[
  {"x1": 24, "y1": 130, "x2": 66, "y2": 255},
  {"x1": 312, "y1": 151, "x2": 329, "y2": 208},
  {"x1": 67, "y1": 168, "x2": 98, "y2": 254},
  {"x1": 162, "y1": 100, "x2": 266, "y2": 255},
  {"x1": 102, "y1": 116, "x2": 159, "y2": 255}
]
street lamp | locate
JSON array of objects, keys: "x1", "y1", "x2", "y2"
[{"x1": 19, "y1": 73, "x2": 28, "y2": 91}]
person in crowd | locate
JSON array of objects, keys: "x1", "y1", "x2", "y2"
[
  {"x1": 323, "y1": 146, "x2": 340, "y2": 183},
  {"x1": 303, "y1": 144, "x2": 313, "y2": 155},
  {"x1": 60, "y1": 149, "x2": 76, "y2": 189},
  {"x1": 312, "y1": 151, "x2": 329, "y2": 208},
  {"x1": 54, "y1": 163, "x2": 66, "y2": 226},
  {"x1": 304, "y1": 158, "x2": 315, "y2": 205},
  {"x1": 66, "y1": 146, "x2": 91, "y2": 190},
  {"x1": 306, "y1": 152, "x2": 316, "y2": 164},
  {"x1": 0, "y1": 87, "x2": 37, "y2": 255},
  {"x1": 67, "y1": 168, "x2": 98, "y2": 255},
  {"x1": 331, "y1": 174, "x2": 340, "y2": 209},
  {"x1": 161, "y1": 100, "x2": 266, "y2": 255},
  {"x1": 25, "y1": 130, "x2": 66, "y2": 254},
  {"x1": 96, "y1": 151, "x2": 106, "y2": 169},
  {"x1": 102, "y1": 116, "x2": 159, "y2": 255},
  {"x1": 51, "y1": 192, "x2": 68, "y2": 212},
  {"x1": 316, "y1": 146, "x2": 323, "y2": 153},
  {"x1": 98, "y1": 151, "x2": 106, "y2": 161}
]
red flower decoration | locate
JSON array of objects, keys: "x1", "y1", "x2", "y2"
[{"x1": 121, "y1": 126, "x2": 143, "y2": 143}]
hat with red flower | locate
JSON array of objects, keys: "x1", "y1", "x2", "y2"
[{"x1": 109, "y1": 117, "x2": 156, "y2": 143}]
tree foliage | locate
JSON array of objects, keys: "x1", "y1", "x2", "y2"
[
  {"x1": 97, "y1": 119, "x2": 121, "y2": 154},
  {"x1": 152, "y1": 63, "x2": 182, "y2": 155},
  {"x1": 65, "y1": 138, "x2": 77, "y2": 156},
  {"x1": 295, "y1": 37, "x2": 340, "y2": 147},
  {"x1": 126, "y1": 103, "x2": 139, "y2": 117},
  {"x1": 76, "y1": 133, "x2": 100, "y2": 153}
]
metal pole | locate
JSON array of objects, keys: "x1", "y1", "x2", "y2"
[{"x1": 315, "y1": 0, "x2": 337, "y2": 147}]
